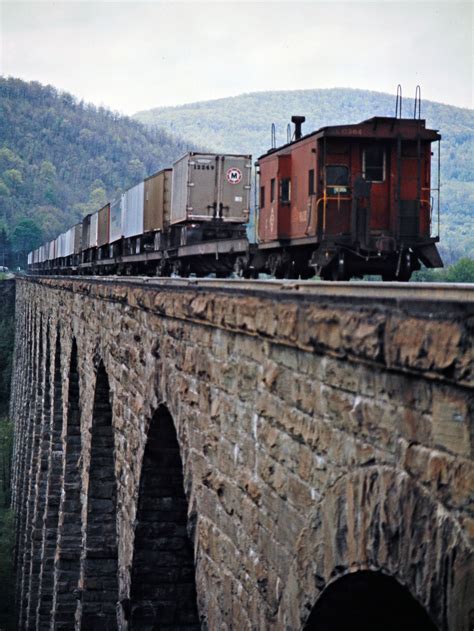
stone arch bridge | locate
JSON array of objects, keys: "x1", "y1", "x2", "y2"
[{"x1": 10, "y1": 276, "x2": 473, "y2": 630}]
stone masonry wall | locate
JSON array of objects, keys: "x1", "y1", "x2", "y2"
[{"x1": 11, "y1": 276, "x2": 473, "y2": 630}]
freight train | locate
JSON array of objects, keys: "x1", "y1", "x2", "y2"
[{"x1": 28, "y1": 111, "x2": 443, "y2": 281}]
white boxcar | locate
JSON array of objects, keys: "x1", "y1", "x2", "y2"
[
  {"x1": 28, "y1": 252, "x2": 33, "y2": 266},
  {"x1": 39, "y1": 245, "x2": 46, "y2": 263},
  {"x1": 110, "y1": 198, "x2": 123, "y2": 243},
  {"x1": 170, "y1": 152, "x2": 251, "y2": 225},
  {"x1": 58, "y1": 232, "x2": 66, "y2": 258},
  {"x1": 64, "y1": 227, "x2": 75, "y2": 257},
  {"x1": 46, "y1": 240, "x2": 55, "y2": 261},
  {"x1": 89, "y1": 211, "x2": 99, "y2": 249},
  {"x1": 122, "y1": 181, "x2": 144, "y2": 238}
]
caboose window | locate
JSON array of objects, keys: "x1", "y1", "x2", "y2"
[
  {"x1": 260, "y1": 186, "x2": 265, "y2": 208},
  {"x1": 325, "y1": 165, "x2": 349, "y2": 186},
  {"x1": 308, "y1": 169, "x2": 315, "y2": 195},
  {"x1": 363, "y1": 146, "x2": 385, "y2": 182},
  {"x1": 280, "y1": 178, "x2": 291, "y2": 203},
  {"x1": 270, "y1": 178, "x2": 275, "y2": 202}
]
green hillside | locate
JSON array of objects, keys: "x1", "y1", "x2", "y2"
[
  {"x1": 135, "y1": 88, "x2": 474, "y2": 263},
  {"x1": 0, "y1": 77, "x2": 196, "y2": 264}
]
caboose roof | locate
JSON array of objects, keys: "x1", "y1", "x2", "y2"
[{"x1": 259, "y1": 116, "x2": 441, "y2": 160}]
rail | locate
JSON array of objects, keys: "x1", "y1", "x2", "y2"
[{"x1": 20, "y1": 274, "x2": 474, "y2": 304}]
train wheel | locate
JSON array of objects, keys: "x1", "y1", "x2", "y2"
[
  {"x1": 234, "y1": 256, "x2": 254, "y2": 279},
  {"x1": 396, "y1": 251, "x2": 412, "y2": 282},
  {"x1": 321, "y1": 253, "x2": 348, "y2": 281}
]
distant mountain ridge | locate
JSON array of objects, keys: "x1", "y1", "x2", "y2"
[
  {"x1": 133, "y1": 87, "x2": 473, "y2": 172},
  {"x1": 134, "y1": 88, "x2": 473, "y2": 262}
]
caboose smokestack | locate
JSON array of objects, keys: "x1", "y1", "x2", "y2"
[{"x1": 291, "y1": 115, "x2": 306, "y2": 140}]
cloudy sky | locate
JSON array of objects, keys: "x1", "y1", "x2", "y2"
[{"x1": 0, "y1": 1, "x2": 472, "y2": 115}]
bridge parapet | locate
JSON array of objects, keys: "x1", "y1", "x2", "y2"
[{"x1": 11, "y1": 276, "x2": 473, "y2": 630}]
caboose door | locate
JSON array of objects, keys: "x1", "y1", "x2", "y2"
[{"x1": 362, "y1": 144, "x2": 391, "y2": 233}]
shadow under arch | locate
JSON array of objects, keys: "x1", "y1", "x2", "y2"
[
  {"x1": 51, "y1": 336, "x2": 82, "y2": 628},
  {"x1": 303, "y1": 570, "x2": 438, "y2": 630},
  {"x1": 81, "y1": 360, "x2": 119, "y2": 629},
  {"x1": 129, "y1": 404, "x2": 200, "y2": 629}
]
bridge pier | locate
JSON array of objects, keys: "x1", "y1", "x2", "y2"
[{"x1": 9, "y1": 277, "x2": 473, "y2": 630}]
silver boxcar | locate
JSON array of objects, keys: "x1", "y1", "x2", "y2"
[
  {"x1": 122, "y1": 181, "x2": 145, "y2": 238},
  {"x1": 170, "y1": 152, "x2": 251, "y2": 225},
  {"x1": 89, "y1": 212, "x2": 98, "y2": 249},
  {"x1": 64, "y1": 227, "x2": 75, "y2": 257},
  {"x1": 110, "y1": 199, "x2": 122, "y2": 243}
]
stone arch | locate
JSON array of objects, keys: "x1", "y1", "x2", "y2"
[
  {"x1": 282, "y1": 466, "x2": 472, "y2": 631},
  {"x1": 27, "y1": 322, "x2": 52, "y2": 628},
  {"x1": 80, "y1": 361, "x2": 119, "y2": 629},
  {"x1": 303, "y1": 570, "x2": 438, "y2": 630},
  {"x1": 35, "y1": 324, "x2": 57, "y2": 627},
  {"x1": 129, "y1": 404, "x2": 200, "y2": 629},
  {"x1": 18, "y1": 312, "x2": 44, "y2": 628},
  {"x1": 51, "y1": 336, "x2": 81, "y2": 628}
]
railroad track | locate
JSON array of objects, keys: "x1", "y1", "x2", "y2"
[{"x1": 23, "y1": 274, "x2": 474, "y2": 304}]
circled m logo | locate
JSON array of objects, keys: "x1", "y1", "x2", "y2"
[{"x1": 226, "y1": 167, "x2": 242, "y2": 184}]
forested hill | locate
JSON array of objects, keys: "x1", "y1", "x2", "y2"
[
  {"x1": 0, "y1": 77, "x2": 196, "y2": 261},
  {"x1": 135, "y1": 88, "x2": 474, "y2": 262}
]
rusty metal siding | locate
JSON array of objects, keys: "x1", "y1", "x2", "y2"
[
  {"x1": 98, "y1": 204, "x2": 110, "y2": 247},
  {"x1": 144, "y1": 169, "x2": 171, "y2": 233},
  {"x1": 73, "y1": 224, "x2": 82, "y2": 254},
  {"x1": 257, "y1": 118, "x2": 438, "y2": 246}
]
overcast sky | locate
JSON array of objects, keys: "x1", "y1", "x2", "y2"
[{"x1": 0, "y1": 1, "x2": 472, "y2": 115}]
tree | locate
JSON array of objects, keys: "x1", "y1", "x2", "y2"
[
  {"x1": 128, "y1": 158, "x2": 146, "y2": 183},
  {"x1": 2, "y1": 169, "x2": 23, "y2": 191},
  {"x1": 445, "y1": 257, "x2": 474, "y2": 283},
  {"x1": 0, "y1": 224, "x2": 11, "y2": 268},
  {"x1": 0, "y1": 147, "x2": 23, "y2": 172},
  {"x1": 89, "y1": 187, "x2": 107, "y2": 210},
  {"x1": 10, "y1": 218, "x2": 43, "y2": 256}
]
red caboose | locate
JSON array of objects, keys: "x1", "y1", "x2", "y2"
[{"x1": 256, "y1": 115, "x2": 442, "y2": 280}]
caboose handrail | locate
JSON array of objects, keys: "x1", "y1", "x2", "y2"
[
  {"x1": 312, "y1": 190, "x2": 352, "y2": 235},
  {"x1": 414, "y1": 85, "x2": 421, "y2": 119},
  {"x1": 395, "y1": 84, "x2": 403, "y2": 118}
]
